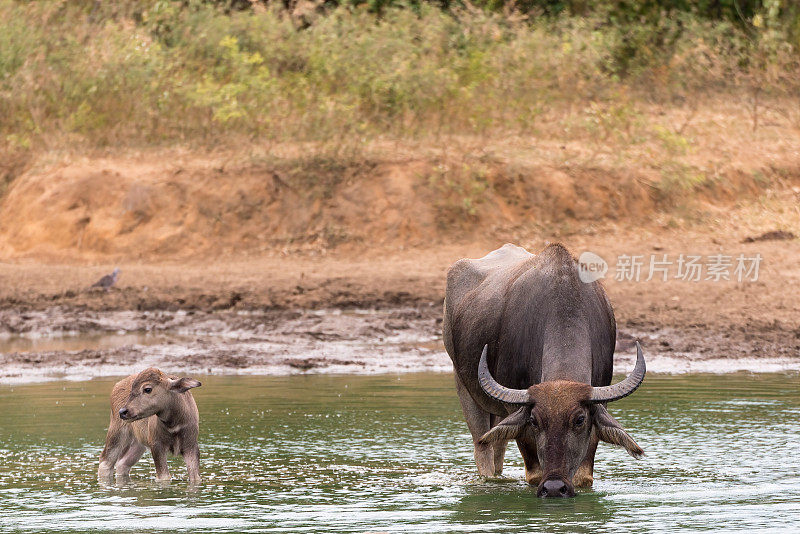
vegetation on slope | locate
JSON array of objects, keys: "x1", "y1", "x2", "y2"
[
  {"x1": 1, "y1": 0, "x2": 798, "y2": 153},
  {"x1": 1, "y1": 1, "x2": 799, "y2": 255}
]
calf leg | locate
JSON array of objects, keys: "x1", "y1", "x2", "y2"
[
  {"x1": 98, "y1": 424, "x2": 133, "y2": 480},
  {"x1": 183, "y1": 446, "x2": 201, "y2": 484},
  {"x1": 573, "y1": 433, "x2": 599, "y2": 488},
  {"x1": 114, "y1": 442, "x2": 146, "y2": 479},
  {"x1": 98, "y1": 446, "x2": 121, "y2": 480},
  {"x1": 151, "y1": 445, "x2": 171, "y2": 481},
  {"x1": 455, "y1": 374, "x2": 499, "y2": 476}
]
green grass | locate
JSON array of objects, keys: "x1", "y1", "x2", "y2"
[{"x1": 0, "y1": 0, "x2": 798, "y2": 157}]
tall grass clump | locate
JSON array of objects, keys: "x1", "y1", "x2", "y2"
[{"x1": 0, "y1": 0, "x2": 798, "y2": 155}]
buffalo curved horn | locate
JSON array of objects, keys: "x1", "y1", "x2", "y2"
[
  {"x1": 590, "y1": 340, "x2": 646, "y2": 403},
  {"x1": 478, "y1": 344, "x2": 531, "y2": 405}
]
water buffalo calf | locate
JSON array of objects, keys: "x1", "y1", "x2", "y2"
[{"x1": 98, "y1": 368, "x2": 202, "y2": 483}]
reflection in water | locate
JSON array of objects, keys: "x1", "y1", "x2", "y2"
[
  {"x1": 0, "y1": 331, "x2": 173, "y2": 354},
  {"x1": 0, "y1": 373, "x2": 798, "y2": 532}
]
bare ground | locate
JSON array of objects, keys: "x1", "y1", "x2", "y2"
[
  {"x1": 1, "y1": 109, "x2": 800, "y2": 382},
  {"x1": 1, "y1": 226, "x2": 799, "y2": 382}
]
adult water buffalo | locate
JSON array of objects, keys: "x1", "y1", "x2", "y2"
[{"x1": 443, "y1": 243, "x2": 645, "y2": 497}]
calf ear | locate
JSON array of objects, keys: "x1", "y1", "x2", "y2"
[
  {"x1": 592, "y1": 405, "x2": 643, "y2": 458},
  {"x1": 169, "y1": 377, "x2": 202, "y2": 393},
  {"x1": 478, "y1": 407, "x2": 529, "y2": 444}
]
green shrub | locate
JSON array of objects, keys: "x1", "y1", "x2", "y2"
[{"x1": 0, "y1": 0, "x2": 797, "y2": 151}]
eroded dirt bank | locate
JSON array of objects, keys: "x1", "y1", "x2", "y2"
[
  {"x1": 2, "y1": 119, "x2": 799, "y2": 263},
  {"x1": 2, "y1": 148, "x2": 799, "y2": 382}
]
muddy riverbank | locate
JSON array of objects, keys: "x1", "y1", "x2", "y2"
[
  {"x1": 1, "y1": 304, "x2": 799, "y2": 384},
  {"x1": 0, "y1": 307, "x2": 445, "y2": 383},
  {"x1": 2, "y1": 232, "x2": 800, "y2": 383}
]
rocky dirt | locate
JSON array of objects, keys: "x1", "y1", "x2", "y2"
[
  {"x1": 0, "y1": 307, "x2": 448, "y2": 383},
  {"x1": 1, "y1": 138, "x2": 799, "y2": 383},
  {"x1": 1, "y1": 228, "x2": 799, "y2": 383}
]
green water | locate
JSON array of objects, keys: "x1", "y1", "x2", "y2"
[{"x1": 0, "y1": 373, "x2": 798, "y2": 533}]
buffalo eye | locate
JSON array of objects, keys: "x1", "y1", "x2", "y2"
[
  {"x1": 574, "y1": 414, "x2": 586, "y2": 428},
  {"x1": 143, "y1": 386, "x2": 153, "y2": 394}
]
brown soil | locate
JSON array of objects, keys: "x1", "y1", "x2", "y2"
[
  {"x1": 1, "y1": 228, "x2": 799, "y2": 380},
  {"x1": 1, "y1": 124, "x2": 799, "y2": 378},
  {"x1": 0, "y1": 306, "x2": 450, "y2": 382},
  {"x1": 2, "y1": 108, "x2": 799, "y2": 263}
]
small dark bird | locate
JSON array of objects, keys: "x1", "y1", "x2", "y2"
[{"x1": 91, "y1": 268, "x2": 120, "y2": 291}]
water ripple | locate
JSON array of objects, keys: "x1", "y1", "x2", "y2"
[{"x1": 0, "y1": 373, "x2": 798, "y2": 533}]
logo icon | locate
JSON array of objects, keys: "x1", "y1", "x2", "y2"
[{"x1": 578, "y1": 251, "x2": 608, "y2": 283}]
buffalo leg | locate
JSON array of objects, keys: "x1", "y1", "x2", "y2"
[
  {"x1": 516, "y1": 438, "x2": 543, "y2": 485},
  {"x1": 454, "y1": 374, "x2": 499, "y2": 476},
  {"x1": 489, "y1": 413, "x2": 508, "y2": 475},
  {"x1": 573, "y1": 433, "x2": 598, "y2": 487}
]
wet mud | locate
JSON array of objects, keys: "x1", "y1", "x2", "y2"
[
  {"x1": 1, "y1": 304, "x2": 798, "y2": 384},
  {"x1": 1, "y1": 236, "x2": 799, "y2": 382},
  {"x1": 0, "y1": 307, "x2": 447, "y2": 383}
]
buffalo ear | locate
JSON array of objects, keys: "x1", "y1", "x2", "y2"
[
  {"x1": 169, "y1": 377, "x2": 202, "y2": 393},
  {"x1": 592, "y1": 405, "x2": 643, "y2": 458},
  {"x1": 478, "y1": 407, "x2": 529, "y2": 444}
]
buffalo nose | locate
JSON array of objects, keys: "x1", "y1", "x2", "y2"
[
  {"x1": 538, "y1": 479, "x2": 573, "y2": 498},
  {"x1": 118, "y1": 408, "x2": 129, "y2": 419}
]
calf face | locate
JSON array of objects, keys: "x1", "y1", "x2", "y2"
[
  {"x1": 118, "y1": 368, "x2": 201, "y2": 421},
  {"x1": 479, "y1": 381, "x2": 642, "y2": 497}
]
